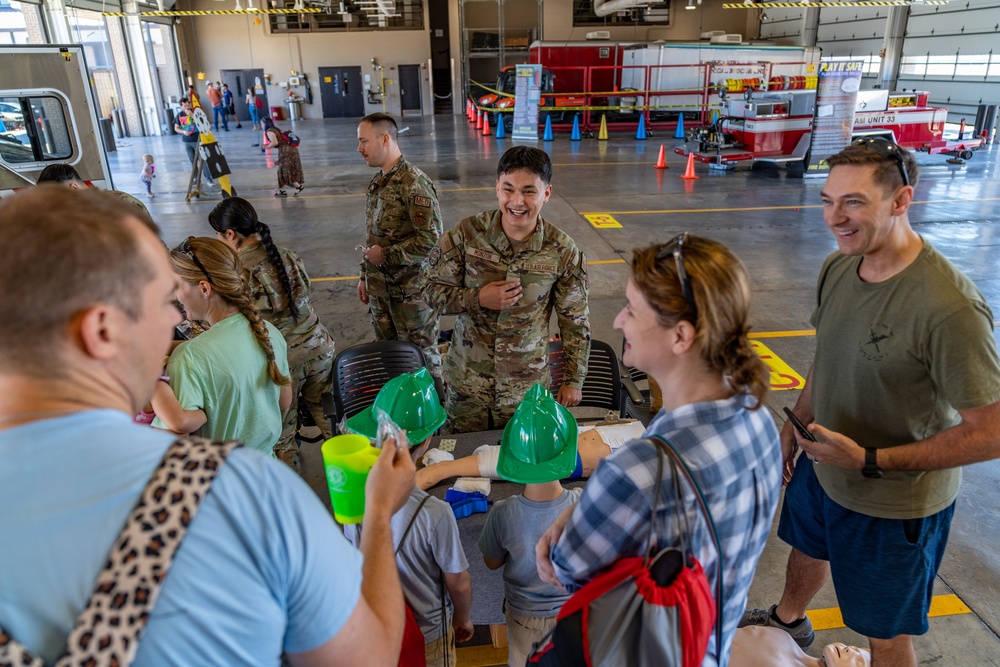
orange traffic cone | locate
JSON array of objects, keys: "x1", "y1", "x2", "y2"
[
  {"x1": 654, "y1": 144, "x2": 668, "y2": 169},
  {"x1": 681, "y1": 151, "x2": 699, "y2": 179},
  {"x1": 476, "y1": 110, "x2": 483, "y2": 130},
  {"x1": 482, "y1": 113, "x2": 491, "y2": 136}
]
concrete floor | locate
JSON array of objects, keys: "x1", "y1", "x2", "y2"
[{"x1": 107, "y1": 115, "x2": 1000, "y2": 665}]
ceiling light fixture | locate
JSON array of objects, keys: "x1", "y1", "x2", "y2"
[{"x1": 686, "y1": 0, "x2": 696, "y2": 9}]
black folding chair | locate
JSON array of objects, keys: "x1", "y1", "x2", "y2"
[
  {"x1": 548, "y1": 338, "x2": 631, "y2": 416},
  {"x1": 323, "y1": 340, "x2": 436, "y2": 433},
  {"x1": 619, "y1": 338, "x2": 656, "y2": 426}
]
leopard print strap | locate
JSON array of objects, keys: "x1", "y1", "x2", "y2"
[
  {"x1": 0, "y1": 436, "x2": 239, "y2": 667},
  {"x1": 0, "y1": 625, "x2": 42, "y2": 667}
]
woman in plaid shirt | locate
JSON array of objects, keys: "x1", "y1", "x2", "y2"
[{"x1": 536, "y1": 235, "x2": 783, "y2": 667}]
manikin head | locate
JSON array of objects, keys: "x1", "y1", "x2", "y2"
[{"x1": 730, "y1": 626, "x2": 870, "y2": 667}]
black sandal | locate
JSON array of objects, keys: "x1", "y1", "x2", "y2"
[{"x1": 274, "y1": 190, "x2": 287, "y2": 197}]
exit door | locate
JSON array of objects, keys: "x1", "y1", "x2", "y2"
[
  {"x1": 319, "y1": 67, "x2": 364, "y2": 118},
  {"x1": 221, "y1": 69, "x2": 266, "y2": 122},
  {"x1": 399, "y1": 64, "x2": 422, "y2": 115}
]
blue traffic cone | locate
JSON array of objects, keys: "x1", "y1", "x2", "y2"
[
  {"x1": 543, "y1": 115, "x2": 554, "y2": 141},
  {"x1": 495, "y1": 114, "x2": 506, "y2": 138},
  {"x1": 635, "y1": 114, "x2": 647, "y2": 140},
  {"x1": 570, "y1": 115, "x2": 581, "y2": 141},
  {"x1": 674, "y1": 113, "x2": 686, "y2": 140}
]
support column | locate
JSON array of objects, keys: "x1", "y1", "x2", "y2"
[
  {"x1": 43, "y1": 0, "x2": 73, "y2": 44},
  {"x1": 120, "y1": 0, "x2": 161, "y2": 135},
  {"x1": 879, "y1": 6, "x2": 909, "y2": 91},
  {"x1": 800, "y1": 6, "x2": 820, "y2": 47}
]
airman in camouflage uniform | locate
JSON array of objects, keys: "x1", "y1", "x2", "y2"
[
  {"x1": 239, "y1": 243, "x2": 335, "y2": 469},
  {"x1": 427, "y1": 146, "x2": 590, "y2": 433},
  {"x1": 357, "y1": 112, "x2": 442, "y2": 376}
]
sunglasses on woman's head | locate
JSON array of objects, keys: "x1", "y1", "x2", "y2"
[
  {"x1": 178, "y1": 237, "x2": 214, "y2": 285},
  {"x1": 656, "y1": 232, "x2": 697, "y2": 321}
]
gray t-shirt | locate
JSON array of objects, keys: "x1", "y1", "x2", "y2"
[
  {"x1": 478, "y1": 487, "x2": 583, "y2": 616},
  {"x1": 810, "y1": 241, "x2": 1000, "y2": 519},
  {"x1": 345, "y1": 487, "x2": 468, "y2": 641}
]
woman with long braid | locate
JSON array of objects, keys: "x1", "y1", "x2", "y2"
[
  {"x1": 209, "y1": 197, "x2": 335, "y2": 471},
  {"x1": 152, "y1": 236, "x2": 292, "y2": 454}
]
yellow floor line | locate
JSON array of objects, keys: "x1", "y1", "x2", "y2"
[
  {"x1": 455, "y1": 595, "x2": 974, "y2": 663},
  {"x1": 312, "y1": 257, "x2": 628, "y2": 283},
  {"x1": 580, "y1": 196, "x2": 1000, "y2": 217},
  {"x1": 754, "y1": 329, "x2": 817, "y2": 338},
  {"x1": 581, "y1": 204, "x2": 818, "y2": 215},
  {"x1": 808, "y1": 594, "x2": 972, "y2": 632},
  {"x1": 454, "y1": 644, "x2": 508, "y2": 667}
]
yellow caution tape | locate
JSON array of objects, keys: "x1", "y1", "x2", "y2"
[
  {"x1": 469, "y1": 79, "x2": 514, "y2": 100},
  {"x1": 102, "y1": 8, "x2": 322, "y2": 16},
  {"x1": 723, "y1": 1, "x2": 948, "y2": 6}
]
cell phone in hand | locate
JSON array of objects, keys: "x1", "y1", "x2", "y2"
[{"x1": 783, "y1": 407, "x2": 817, "y2": 442}]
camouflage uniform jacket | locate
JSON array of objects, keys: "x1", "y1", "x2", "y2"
[
  {"x1": 239, "y1": 244, "x2": 335, "y2": 369},
  {"x1": 427, "y1": 209, "x2": 591, "y2": 395},
  {"x1": 362, "y1": 156, "x2": 443, "y2": 298}
]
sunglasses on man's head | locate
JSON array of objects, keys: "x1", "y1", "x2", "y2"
[
  {"x1": 178, "y1": 236, "x2": 214, "y2": 285},
  {"x1": 850, "y1": 137, "x2": 910, "y2": 188},
  {"x1": 655, "y1": 232, "x2": 697, "y2": 321}
]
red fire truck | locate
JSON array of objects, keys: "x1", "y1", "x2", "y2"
[{"x1": 674, "y1": 82, "x2": 983, "y2": 169}]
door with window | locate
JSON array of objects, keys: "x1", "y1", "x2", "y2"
[{"x1": 319, "y1": 67, "x2": 364, "y2": 118}]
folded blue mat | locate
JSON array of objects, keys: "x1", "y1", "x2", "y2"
[{"x1": 445, "y1": 489, "x2": 491, "y2": 520}]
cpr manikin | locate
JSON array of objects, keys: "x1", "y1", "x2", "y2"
[
  {"x1": 416, "y1": 427, "x2": 615, "y2": 490},
  {"x1": 730, "y1": 626, "x2": 871, "y2": 667}
]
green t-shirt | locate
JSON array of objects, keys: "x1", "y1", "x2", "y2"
[
  {"x1": 810, "y1": 240, "x2": 1000, "y2": 519},
  {"x1": 154, "y1": 314, "x2": 290, "y2": 454}
]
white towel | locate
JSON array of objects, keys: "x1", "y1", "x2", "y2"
[{"x1": 453, "y1": 477, "x2": 492, "y2": 496}]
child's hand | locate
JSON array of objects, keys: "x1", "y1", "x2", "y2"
[{"x1": 453, "y1": 618, "x2": 474, "y2": 643}]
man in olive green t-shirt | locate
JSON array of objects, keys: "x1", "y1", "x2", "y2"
[{"x1": 741, "y1": 139, "x2": 1000, "y2": 667}]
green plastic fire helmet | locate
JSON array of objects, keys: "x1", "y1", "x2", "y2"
[
  {"x1": 345, "y1": 367, "x2": 447, "y2": 447},
  {"x1": 497, "y1": 383, "x2": 579, "y2": 484}
]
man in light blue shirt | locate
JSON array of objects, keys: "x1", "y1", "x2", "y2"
[{"x1": 0, "y1": 185, "x2": 416, "y2": 666}]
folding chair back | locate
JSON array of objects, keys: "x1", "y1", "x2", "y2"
[
  {"x1": 547, "y1": 339, "x2": 624, "y2": 415},
  {"x1": 327, "y1": 341, "x2": 428, "y2": 430}
]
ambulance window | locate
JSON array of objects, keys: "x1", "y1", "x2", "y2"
[
  {"x1": 0, "y1": 98, "x2": 31, "y2": 163},
  {"x1": 0, "y1": 95, "x2": 73, "y2": 164}
]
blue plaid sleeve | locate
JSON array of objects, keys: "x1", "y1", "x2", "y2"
[{"x1": 550, "y1": 454, "x2": 655, "y2": 590}]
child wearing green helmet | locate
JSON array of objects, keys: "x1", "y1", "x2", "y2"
[
  {"x1": 478, "y1": 384, "x2": 585, "y2": 667},
  {"x1": 342, "y1": 368, "x2": 473, "y2": 667}
]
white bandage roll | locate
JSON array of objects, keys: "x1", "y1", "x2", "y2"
[
  {"x1": 453, "y1": 477, "x2": 492, "y2": 495},
  {"x1": 474, "y1": 444, "x2": 501, "y2": 479}
]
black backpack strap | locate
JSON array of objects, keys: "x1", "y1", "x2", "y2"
[
  {"x1": 647, "y1": 435, "x2": 724, "y2": 664},
  {"x1": 0, "y1": 436, "x2": 238, "y2": 667},
  {"x1": 392, "y1": 493, "x2": 450, "y2": 664},
  {"x1": 395, "y1": 493, "x2": 432, "y2": 556}
]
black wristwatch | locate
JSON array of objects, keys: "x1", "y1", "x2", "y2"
[{"x1": 862, "y1": 447, "x2": 882, "y2": 479}]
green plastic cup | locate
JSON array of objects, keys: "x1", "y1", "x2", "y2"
[{"x1": 321, "y1": 434, "x2": 380, "y2": 524}]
